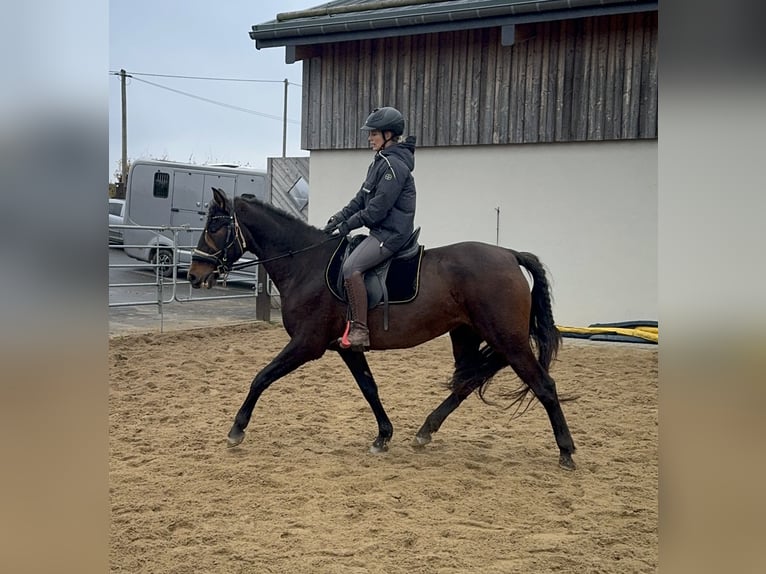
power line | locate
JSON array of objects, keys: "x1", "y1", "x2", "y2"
[
  {"x1": 109, "y1": 70, "x2": 301, "y2": 88},
  {"x1": 128, "y1": 75, "x2": 300, "y2": 124}
]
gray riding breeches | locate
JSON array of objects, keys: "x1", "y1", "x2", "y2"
[{"x1": 342, "y1": 235, "x2": 394, "y2": 279}]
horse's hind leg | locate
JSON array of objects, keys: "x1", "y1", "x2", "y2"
[
  {"x1": 339, "y1": 349, "x2": 393, "y2": 453},
  {"x1": 413, "y1": 393, "x2": 472, "y2": 447},
  {"x1": 414, "y1": 326, "x2": 486, "y2": 447},
  {"x1": 504, "y1": 343, "x2": 577, "y2": 470}
]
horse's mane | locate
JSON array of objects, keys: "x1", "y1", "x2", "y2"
[{"x1": 234, "y1": 195, "x2": 325, "y2": 245}]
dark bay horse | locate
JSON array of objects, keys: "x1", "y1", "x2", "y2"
[{"x1": 188, "y1": 188, "x2": 576, "y2": 470}]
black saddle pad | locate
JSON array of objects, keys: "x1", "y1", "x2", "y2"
[{"x1": 325, "y1": 237, "x2": 424, "y2": 305}]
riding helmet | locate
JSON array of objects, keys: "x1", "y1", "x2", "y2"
[{"x1": 360, "y1": 107, "x2": 405, "y2": 136}]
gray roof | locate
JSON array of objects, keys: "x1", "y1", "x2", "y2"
[{"x1": 250, "y1": 0, "x2": 658, "y2": 48}]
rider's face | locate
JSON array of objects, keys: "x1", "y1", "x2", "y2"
[{"x1": 368, "y1": 130, "x2": 385, "y2": 151}]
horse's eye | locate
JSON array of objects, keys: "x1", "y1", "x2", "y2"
[{"x1": 206, "y1": 214, "x2": 229, "y2": 233}]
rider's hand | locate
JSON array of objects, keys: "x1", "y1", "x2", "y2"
[
  {"x1": 335, "y1": 221, "x2": 350, "y2": 236},
  {"x1": 322, "y1": 215, "x2": 341, "y2": 234},
  {"x1": 325, "y1": 221, "x2": 350, "y2": 236}
]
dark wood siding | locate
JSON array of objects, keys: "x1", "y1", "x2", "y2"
[{"x1": 300, "y1": 11, "x2": 657, "y2": 150}]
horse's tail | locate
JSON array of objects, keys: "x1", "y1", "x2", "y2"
[
  {"x1": 448, "y1": 250, "x2": 565, "y2": 416},
  {"x1": 512, "y1": 250, "x2": 561, "y2": 372}
]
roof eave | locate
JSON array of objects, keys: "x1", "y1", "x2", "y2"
[{"x1": 250, "y1": 0, "x2": 657, "y2": 49}]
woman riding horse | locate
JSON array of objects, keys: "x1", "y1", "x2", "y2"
[{"x1": 322, "y1": 106, "x2": 417, "y2": 351}]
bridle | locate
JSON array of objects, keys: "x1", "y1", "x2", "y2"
[
  {"x1": 192, "y1": 210, "x2": 341, "y2": 281},
  {"x1": 191, "y1": 213, "x2": 247, "y2": 280}
]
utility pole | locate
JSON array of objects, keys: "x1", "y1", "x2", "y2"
[
  {"x1": 120, "y1": 69, "x2": 130, "y2": 186},
  {"x1": 282, "y1": 78, "x2": 288, "y2": 158}
]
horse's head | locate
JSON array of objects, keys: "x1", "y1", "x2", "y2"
[{"x1": 188, "y1": 187, "x2": 247, "y2": 289}]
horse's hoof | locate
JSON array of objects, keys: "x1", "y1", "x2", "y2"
[
  {"x1": 369, "y1": 439, "x2": 389, "y2": 454},
  {"x1": 227, "y1": 429, "x2": 245, "y2": 447},
  {"x1": 412, "y1": 434, "x2": 431, "y2": 448},
  {"x1": 559, "y1": 453, "x2": 576, "y2": 471}
]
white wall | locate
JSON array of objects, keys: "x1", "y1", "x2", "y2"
[{"x1": 308, "y1": 140, "x2": 657, "y2": 327}]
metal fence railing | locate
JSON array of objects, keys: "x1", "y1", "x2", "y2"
[{"x1": 108, "y1": 224, "x2": 280, "y2": 330}]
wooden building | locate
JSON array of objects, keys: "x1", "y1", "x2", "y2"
[{"x1": 251, "y1": 0, "x2": 659, "y2": 327}]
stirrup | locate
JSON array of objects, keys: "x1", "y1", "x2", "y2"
[{"x1": 339, "y1": 321, "x2": 370, "y2": 350}]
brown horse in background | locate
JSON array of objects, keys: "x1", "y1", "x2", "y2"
[{"x1": 188, "y1": 188, "x2": 576, "y2": 470}]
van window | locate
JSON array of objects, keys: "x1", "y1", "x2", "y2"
[
  {"x1": 108, "y1": 201, "x2": 124, "y2": 216},
  {"x1": 153, "y1": 172, "x2": 170, "y2": 198}
]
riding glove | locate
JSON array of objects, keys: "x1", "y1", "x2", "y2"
[
  {"x1": 325, "y1": 221, "x2": 350, "y2": 236},
  {"x1": 335, "y1": 221, "x2": 350, "y2": 236},
  {"x1": 323, "y1": 215, "x2": 351, "y2": 236},
  {"x1": 322, "y1": 215, "x2": 342, "y2": 233}
]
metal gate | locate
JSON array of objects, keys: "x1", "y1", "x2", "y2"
[
  {"x1": 109, "y1": 156, "x2": 307, "y2": 331},
  {"x1": 108, "y1": 223, "x2": 278, "y2": 331}
]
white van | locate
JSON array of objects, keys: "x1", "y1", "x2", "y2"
[
  {"x1": 122, "y1": 159, "x2": 267, "y2": 276},
  {"x1": 108, "y1": 198, "x2": 126, "y2": 244}
]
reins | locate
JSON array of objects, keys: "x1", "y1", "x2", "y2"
[
  {"x1": 192, "y1": 211, "x2": 341, "y2": 280},
  {"x1": 229, "y1": 235, "x2": 340, "y2": 271}
]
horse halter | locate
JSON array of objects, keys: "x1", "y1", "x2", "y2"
[{"x1": 191, "y1": 213, "x2": 247, "y2": 280}]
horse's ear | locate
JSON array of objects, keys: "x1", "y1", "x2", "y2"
[{"x1": 211, "y1": 187, "x2": 227, "y2": 208}]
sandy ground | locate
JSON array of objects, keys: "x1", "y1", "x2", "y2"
[{"x1": 109, "y1": 322, "x2": 657, "y2": 573}]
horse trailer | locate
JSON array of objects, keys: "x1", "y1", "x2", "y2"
[{"x1": 122, "y1": 159, "x2": 267, "y2": 276}]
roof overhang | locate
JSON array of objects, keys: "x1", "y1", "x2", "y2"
[{"x1": 250, "y1": 0, "x2": 658, "y2": 51}]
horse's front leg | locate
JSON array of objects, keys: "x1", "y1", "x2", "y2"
[
  {"x1": 228, "y1": 339, "x2": 323, "y2": 447},
  {"x1": 338, "y1": 349, "x2": 393, "y2": 453}
]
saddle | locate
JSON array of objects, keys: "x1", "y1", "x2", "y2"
[{"x1": 325, "y1": 228, "x2": 424, "y2": 330}]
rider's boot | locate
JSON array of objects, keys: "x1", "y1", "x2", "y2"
[{"x1": 340, "y1": 272, "x2": 370, "y2": 351}]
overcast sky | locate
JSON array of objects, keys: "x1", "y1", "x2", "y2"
[{"x1": 109, "y1": 0, "x2": 321, "y2": 181}]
